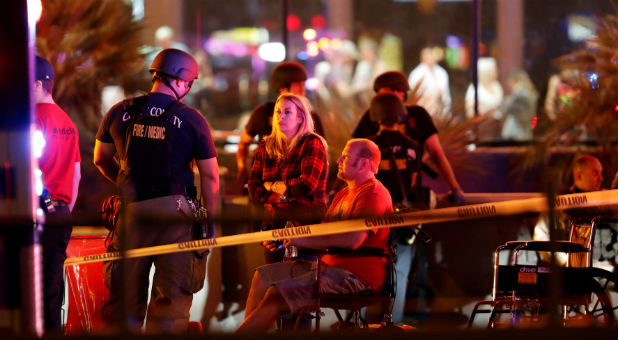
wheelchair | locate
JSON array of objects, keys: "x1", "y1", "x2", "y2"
[
  {"x1": 285, "y1": 228, "x2": 402, "y2": 332},
  {"x1": 468, "y1": 215, "x2": 618, "y2": 328}
]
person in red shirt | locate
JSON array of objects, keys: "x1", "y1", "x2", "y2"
[
  {"x1": 238, "y1": 139, "x2": 393, "y2": 333},
  {"x1": 34, "y1": 55, "x2": 81, "y2": 333}
]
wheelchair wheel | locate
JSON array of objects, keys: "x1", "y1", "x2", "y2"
[{"x1": 564, "y1": 267, "x2": 617, "y2": 327}]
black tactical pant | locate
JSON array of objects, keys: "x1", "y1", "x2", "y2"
[{"x1": 102, "y1": 195, "x2": 207, "y2": 334}]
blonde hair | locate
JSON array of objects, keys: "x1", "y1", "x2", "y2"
[
  {"x1": 263, "y1": 93, "x2": 326, "y2": 160},
  {"x1": 508, "y1": 69, "x2": 539, "y2": 100},
  {"x1": 478, "y1": 57, "x2": 498, "y2": 84}
]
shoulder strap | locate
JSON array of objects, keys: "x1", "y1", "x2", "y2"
[{"x1": 383, "y1": 147, "x2": 410, "y2": 207}]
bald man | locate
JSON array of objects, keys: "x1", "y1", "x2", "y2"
[
  {"x1": 569, "y1": 155, "x2": 603, "y2": 193},
  {"x1": 533, "y1": 155, "x2": 604, "y2": 264}
]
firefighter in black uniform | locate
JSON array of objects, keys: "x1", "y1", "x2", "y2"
[
  {"x1": 236, "y1": 62, "x2": 325, "y2": 191},
  {"x1": 94, "y1": 48, "x2": 219, "y2": 334}
]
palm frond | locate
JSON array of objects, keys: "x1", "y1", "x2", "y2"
[{"x1": 36, "y1": 0, "x2": 148, "y2": 219}]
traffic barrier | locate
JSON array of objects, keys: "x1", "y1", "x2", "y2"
[{"x1": 64, "y1": 189, "x2": 618, "y2": 267}]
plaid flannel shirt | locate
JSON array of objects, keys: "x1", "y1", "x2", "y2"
[{"x1": 249, "y1": 134, "x2": 327, "y2": 218}]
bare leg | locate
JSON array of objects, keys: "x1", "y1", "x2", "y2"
[
  {"x1": 244, "y1": 271, "x2": 268, "y2": 318},
  {"x1": 237, "y1": 286, "x2": 289, "y2": 333}
]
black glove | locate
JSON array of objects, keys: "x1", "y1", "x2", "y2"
[
  {"x1": 194, "y1": 219, "x2": 216, "y2": 239},
  {"x1": 205, "y1": 219, "x2": 216, "y2": 239}
]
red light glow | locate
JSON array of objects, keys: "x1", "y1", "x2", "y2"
[
  {"x1": 311, "y1": 15, "x2": 326, "y2": 29},
  {"x1": 530, "y1": 113, "x2": 538, "y2": 129},
  {"x1": 286, "y1": 15, "x2": 301, "y2": 32}
]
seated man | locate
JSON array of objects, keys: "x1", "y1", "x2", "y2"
[
  {"x1": 237, "y1": 139, "x2": 393, "y2": 333},
  {"x1": 533, "y1": 154, "x2": 604, "y2": 265}
]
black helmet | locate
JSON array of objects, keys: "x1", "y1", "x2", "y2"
[
  {"x1": 373, "y1": 71, "x2": 410, "y2": 93},
  {"x1": 270, "y1": 62, "x2": 307, "y2": 91},
  {"x1": 35, "y1": 55, "x2": 55, "y2": 81},
  {"x1": 149, "y1": 48, "x2": 198, "y2": 82},
  {"x1": 369, "y1": 92, "x2": 406, "y2": 125}
]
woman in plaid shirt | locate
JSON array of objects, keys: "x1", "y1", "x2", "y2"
[{"x1": 249, "y1": 93, "x2": 328, "y2": 263}]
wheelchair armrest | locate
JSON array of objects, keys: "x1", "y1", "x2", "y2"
[
  {"x1": 517, "y1": 240, "x2": 589, "y2": 253},
  {"x1": 498, "y1": 241, "x2": 527, "y2": 251},
  {"x1": 592, "y1": 215, "x2": 618, "y2": 225},
  {"x1": 300, "y1": 247, "x2": 391, "y2": 257},
  {"x1": 328, "y1": 246, "x2": 391, "y2": 257},
  {"x1": 297, "y1": 248, "x2": 326, "y2": 257}
]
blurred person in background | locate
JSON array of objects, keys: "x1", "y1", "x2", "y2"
[
  {"x1": 544, "y1": 67, "x2": 579, "y2": 121},
  {"x1": 314, "y1": 39, "x2": 358, "y2": 100},
  {"x1": 543, "y1": 67, "x2": 589, "y2": 141},
  {"x1": 184, "y1": 49, "x2": 215, "y2": 116},
  {"x1": 145, "y1": 25, "x2": 191, "y2": 69},
  {"x1": 34, "y1": 55, "x2": 82, "y2": 334},
  {"x1": 465, "y1": 57, "x2": 503, "y2": 119},
  {"x1": 351, "y1": 37, "x2": 387, "y2": 96},
  {"x1": 465, "y1": 57, "x2": 504, "y2": 141},
  {"x1": 494, "y1": 70, "x2": 539, "y2": 141},
  {"x1": 408, "y1": 47, "x2": 452, "y2": 120},
  {"x1": 237, "y1": 62, "x2": 325, "y2": 192}
]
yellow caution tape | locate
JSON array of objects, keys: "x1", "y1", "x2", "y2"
[{"x1": 64, "y1": 189, "x2": 618, "y2": 266}]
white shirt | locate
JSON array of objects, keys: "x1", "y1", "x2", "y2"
[
  {"x1": 464, "y1": 82, "x2": 503, "y2": 119},
  {"x1": 408, "y1": 63, "x2": 451, "y2": 119},
  {"x1": 532, "y1": 213, "x2": 568, "y2": 266}
]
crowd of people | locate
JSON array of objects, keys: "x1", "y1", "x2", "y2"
[{"x1": 33, "y1": 43, "x2": 617, "y2": 336}]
